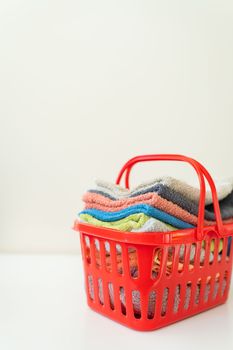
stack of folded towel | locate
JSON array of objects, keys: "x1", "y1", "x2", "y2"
[{"x1": 79, "y1": 177, "x2": 233, "y2": 232}]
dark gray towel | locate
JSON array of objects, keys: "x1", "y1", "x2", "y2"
[{"x1": 206, "y1": 190, "x2": 233, "y2": 219}]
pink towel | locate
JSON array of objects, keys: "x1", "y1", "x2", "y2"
[{"x1": 83, "y1": 192, "x2": 219, "y2": 227}]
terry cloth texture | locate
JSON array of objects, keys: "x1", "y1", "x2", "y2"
[
  {"x1": 206, "y1": 190, "x2": 233, "y2": 220},
  {"x1": 89, "y1": 182, "x2": 233, "y2": 221},
  {"x1": 79, "y1": 213, "x2": 175, "y2": 232},
  {"x1": 83, "y1": 192, "x2": 217, "y2": 226},
  {"x1": 94, "y1": 177, "x2": 233, "y2": 205},
  {"x1": 132, "y1": 217, "x2": 176, "y2": 232},
  {"x1": 79, "y1": 204, "x2": 194, "y2": 229}
]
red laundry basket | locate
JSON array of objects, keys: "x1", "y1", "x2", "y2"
[{"x1": 74, "y1": 155, "x2": 233, "y2": 331}]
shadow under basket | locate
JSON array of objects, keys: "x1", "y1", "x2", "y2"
[{"x1": 74, "y1": 154, "x2": 233, "y2": 331}]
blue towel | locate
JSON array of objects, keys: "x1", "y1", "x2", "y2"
[{"x1": 79, "y1": 204, "x2": 194, "y2": 229}]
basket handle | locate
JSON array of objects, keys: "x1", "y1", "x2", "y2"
[{"x1": 115, "y1": 154, "x2": 225, "y2": 240}]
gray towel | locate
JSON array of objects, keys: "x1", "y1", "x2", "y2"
[{"x1": 206, "y1": 190, "x2": 233, "y2": 219}]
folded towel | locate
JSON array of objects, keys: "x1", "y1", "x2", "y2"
[
  {"x1": 79, "y1": 213, "x2": 176, "y2": 232},
  {"x1": 132, "y1": 217, "x2": 176, "y2": 232},
  {"x1": 90, "y1": 183, "x2": 233, "y2": 221},
  {"x1": 206, "y1": 190, "x2": 233, "y2": 220},
  {"x1": 79, "y1": 204, "x2": 194, "y2": 229},
  {"x1": 83, "y1": 191, "x2": 216, "y2": 226},
  {"x1": 95, "y1": 177, "x2": 233, "y2": 205}
]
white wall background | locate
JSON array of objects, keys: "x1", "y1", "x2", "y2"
[{"x1": 0, "y1": 0, "x2": 233, "y2": 254}]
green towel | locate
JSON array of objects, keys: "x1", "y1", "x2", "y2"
[
  {"x1": 79, "y1": 213, "x2": 150, "y2": 231},
  {"x1": 203, "y1": 239, "x2": 223, "y2": 253},
  {"x1": 79, "y1": 213, "x2": 176, "y2": 232}
]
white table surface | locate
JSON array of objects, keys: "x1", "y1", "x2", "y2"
[{"x1": 0, "y1": 254, "x2": 232, "y2": 350}]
